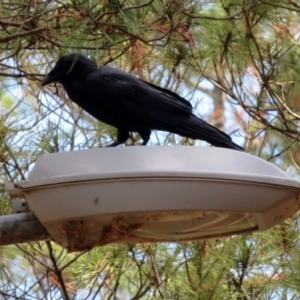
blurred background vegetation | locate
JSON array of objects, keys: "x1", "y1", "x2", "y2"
[{"x1": 0, "y1": 0, "x2": 300, "y2": 299}]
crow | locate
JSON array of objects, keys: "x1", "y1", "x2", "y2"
[{"x1": 42, "y1": 54, "x2": 244, "y2": 151}]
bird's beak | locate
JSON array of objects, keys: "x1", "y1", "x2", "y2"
[
  {"x1": 42, "y1": 75, "x2": 53, "y2": 86},
  {"x1": 42, "y1": 68, "x2": 63, "y2": 86}
]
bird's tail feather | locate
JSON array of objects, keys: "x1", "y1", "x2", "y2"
[{"x1": 153, "y1": 114, "x2": 244, "y2": 151}]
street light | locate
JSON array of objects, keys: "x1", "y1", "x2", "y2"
[{"x1": 6, "y1": 147, "x2": 300, "y2": 252}]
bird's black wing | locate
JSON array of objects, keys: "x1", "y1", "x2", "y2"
[{"x1": 85, "y1": 66, "x2": 193, "y2": 120}]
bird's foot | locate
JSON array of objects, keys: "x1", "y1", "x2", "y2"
[{"x1": 106, "y1": 141, "x2": 122, "y2": 147}]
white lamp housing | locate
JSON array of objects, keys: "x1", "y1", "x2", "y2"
[{"x1": 5, "y1": 147, "x2": 300, "y2": 252}]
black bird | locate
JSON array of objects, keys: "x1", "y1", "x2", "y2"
[{"x1": 42, "y1": 54, "x2": 244, "y2": 151}]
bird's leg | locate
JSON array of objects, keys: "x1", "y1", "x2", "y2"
[
  {"x1": 106, "y1": 128, "x2": 129, "y2": 147},
  {"x1": 138, "y1": 129, "x2": 151, "y2": 146},
  {"x1": 106, "y1": 141, "x2": 122, "y2": 147}
]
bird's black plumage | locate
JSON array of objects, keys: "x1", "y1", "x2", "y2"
[{"x1": 42, "y1": 54, "x2": 244, "y2": 151}]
